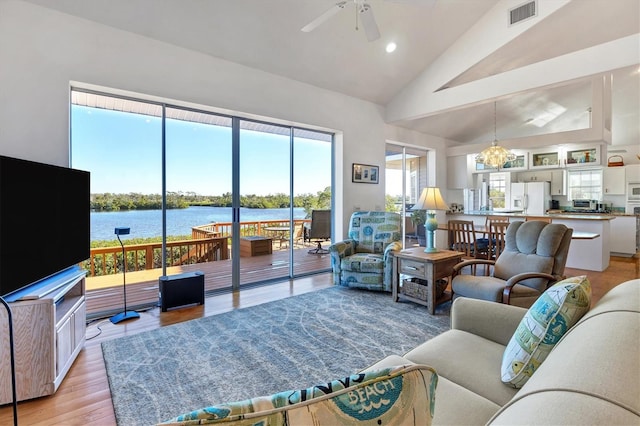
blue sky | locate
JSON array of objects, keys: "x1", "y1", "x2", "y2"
[{"x1": 71, "y1": 106, "x2": 331, "y2": 196}]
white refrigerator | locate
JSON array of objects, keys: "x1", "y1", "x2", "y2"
[{"x1": 510, "y1": 182, "x2": 551, "y2": 215}]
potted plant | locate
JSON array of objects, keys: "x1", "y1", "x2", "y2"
[{"x1": 410, "y1": 209, "x2": 427, "y2": 246}]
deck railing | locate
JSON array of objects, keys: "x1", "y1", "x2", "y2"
[
  {"x1": 191, "y1": 219, "x2": 310, "y2": 239},
  {"x1": 84, "y1": 219, "x2": 311, "y2": 277},
  {"x1": 84, "y1": 237, "x2": 229, "y2": 277}
]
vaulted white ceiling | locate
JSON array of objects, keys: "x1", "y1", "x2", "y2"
[{"x1": 23, "y1": 0, "x2": 640, "y2": 149}]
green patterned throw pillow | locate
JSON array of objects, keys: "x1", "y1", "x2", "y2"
[
  {"x1": 159, "y1": 364, "x2": 437, "y2": 425},
  {"x1": 501, "y1": 275, "x2": 591, "y2": 388}
]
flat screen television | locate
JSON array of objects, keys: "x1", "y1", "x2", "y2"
[{"x1": 0, "y1": 155, "x2": 90, "y2": 298}]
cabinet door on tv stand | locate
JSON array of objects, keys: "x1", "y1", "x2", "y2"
[
  {"x1": 0, "y1": 299, "x2": 55, "y2": 404},
  {"x1": 0, "y1": 274, "x2": 86, "y2": 404}
]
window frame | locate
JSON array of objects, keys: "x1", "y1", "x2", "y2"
[
  {"x1": 489, "y1": 172, "x2": 508, "y2": 209},
  {"x1": 567, "y1": 169, "x2": 603, "y2": 201}
]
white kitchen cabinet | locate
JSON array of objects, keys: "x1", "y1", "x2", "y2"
[
  {"x1": 550, "y1": 169, "x2": 566, "y2": 195},
  {"x1": 610, "y1": 216, "x2": 637, "y2": 256},
  {"x1": 447, "y1": 155, "x2": 473, "y2": 189},
  {"x1": 626, "y1": 164, "x2": 640, "y2": 183},
  {"x1": 516, "y1": 170, "x2": 553, "y2": 183},
  {"x1": 603, "y1": 167, "x2": 626, "y2": 195}
]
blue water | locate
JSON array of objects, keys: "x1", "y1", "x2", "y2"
[{"x1": 91, "y1": 206, "x2": 307, "y2": 241}]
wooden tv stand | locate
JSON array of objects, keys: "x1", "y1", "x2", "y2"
[{"x1": 0, "y1": 267, "x2": 86, "y2": 404}]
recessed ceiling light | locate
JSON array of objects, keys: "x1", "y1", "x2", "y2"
[{"x1": 385, "y1": 42, "x2": 397, "y2": 53}]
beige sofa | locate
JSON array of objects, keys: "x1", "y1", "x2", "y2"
[{"x1": 368, "y1": 278, "x2": 640, "y2": 425}]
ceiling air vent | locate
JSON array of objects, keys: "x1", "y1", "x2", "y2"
[{"x1": 509, "y1": 1, "x2": 537, "y2": 25}]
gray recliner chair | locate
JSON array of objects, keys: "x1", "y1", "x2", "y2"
[{"x1": 451, "y1": 220, "x2": 573, "y2": 308}]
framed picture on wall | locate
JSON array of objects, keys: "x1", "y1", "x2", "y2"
[{"x1": 352, "y1": 163, "x2": 379, "y2": 184}]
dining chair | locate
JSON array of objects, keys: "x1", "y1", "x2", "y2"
[
  {"x1": 448, "y1": 220, "x2": 489, "y2": 260},
  {"x1": 485, "y1": 215, "x2": 510, "y2": 225},
  {"x1": 487, "y1": 220, "x2": 509, "y2": 260},
  {"x1": 525, "y1": 216, "x2": 552, "y2": 223},
  {"x1": 476, "y1": 215, "x2": 510, "y2": 251}
]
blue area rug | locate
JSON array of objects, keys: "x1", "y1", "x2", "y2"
[{"x1": 102, "y1": 286, "x2": 451, "y2": 425}]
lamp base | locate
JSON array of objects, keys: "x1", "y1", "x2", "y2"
[
  {"x1": 424, "y1": 213, "x2": 439, "y2": 253},
  {"x1": 109, "y1": 310, "x2": 140, "y2": 324}
]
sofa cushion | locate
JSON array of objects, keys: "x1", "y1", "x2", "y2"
[
  {"x1": 364, "y1": 355, "x2": 501, "y2": 426},
  {"x1": 159, "y1": 364, "x2": 437, "y2": 425},
  {"x1": 432, "y1": 376, "x2": 501, "y2": 426},
  {"x1": 404, "y1": 329, "x2": 519, "y2": 406},
  {"x1": 500, "y1": 275, "x2": 591, "y2": 388},
  {"x1": 489, "y1": 390, "x2": 640, "y2": 425}
]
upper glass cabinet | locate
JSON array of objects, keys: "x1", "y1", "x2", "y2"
[
  {"x1": 564, "y1": 145, "x2": 601, "y2": 167},
  {"x1": 530, "y1": 149, "x2": 561, "y2": 169},
  {"x1": 473, "y1": 151, "x2": 528, "y2": 172}
]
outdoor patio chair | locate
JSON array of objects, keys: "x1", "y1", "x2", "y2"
[{"x1": 306, "y1": 209, "x2": 331, "y2": 254}]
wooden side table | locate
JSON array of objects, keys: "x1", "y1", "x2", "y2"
[{"x1": 392, "y1": 248, "x2": 463, "y2": 314}]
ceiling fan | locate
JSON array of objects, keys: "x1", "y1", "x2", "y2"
[{"x1": 301, "y1": 0, "x2": 381, "y2": 42}]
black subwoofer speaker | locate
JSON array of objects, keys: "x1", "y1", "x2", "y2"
[{"x1": 159, "y1": 271, "x2": 205, "y2": 312}]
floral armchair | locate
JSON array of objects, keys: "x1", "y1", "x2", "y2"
[{"x1": 329, "y1": 211, "x2": 402, "y2": 292}]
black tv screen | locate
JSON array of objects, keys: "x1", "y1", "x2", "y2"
[{"x1": 0, "y1": 155, "x2": 90, "y2": 298}]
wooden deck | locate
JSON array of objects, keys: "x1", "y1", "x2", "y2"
[{"x1": 85, "y1": 247, "x2": 331, "y2": 317}]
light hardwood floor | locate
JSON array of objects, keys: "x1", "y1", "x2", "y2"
[{"x1": 1, "y1": 256, "x2": 638, "y2": 425}]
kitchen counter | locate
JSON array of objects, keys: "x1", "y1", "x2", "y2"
[
  {"x1": 454, "y1": 211, "x2": 615, "y2": 221},
  {"x1": 443, "y1": 212, "x2": 613, "y2": 271}
]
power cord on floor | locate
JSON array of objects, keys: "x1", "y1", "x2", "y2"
[
  {"x1": 85, "y1": 306, "x2": 155, "y2": 340},
  {"x1": 85, "y1": 318, "x2": 110, "y2": 340}
]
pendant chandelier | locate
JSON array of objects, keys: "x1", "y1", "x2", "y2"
[{"x1": 475, "y1": 102, "x2": 515, "y2": 169}]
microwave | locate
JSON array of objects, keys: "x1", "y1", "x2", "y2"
[
  {"x1": 572, "y1": 199, "x2": 597, "y2": 210},
  {"x1": 628, "y1": 183, "x2": 640, "y2": 201}
]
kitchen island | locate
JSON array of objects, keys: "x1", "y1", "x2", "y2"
[{"x1": 441, "y1": 211, "x2": 614, "y2": 271}]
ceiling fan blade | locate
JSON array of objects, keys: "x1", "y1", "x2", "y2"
[
  {"x1": 358, "y1": 3, "x2": 380, "y2": 42},
  {"x1": 301, "y1": 1, "x2": 347, "y2": 33}
]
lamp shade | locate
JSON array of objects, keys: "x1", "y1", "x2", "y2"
[{"x1": 414, "y1": 187, "x2": 449, "y2": 211}]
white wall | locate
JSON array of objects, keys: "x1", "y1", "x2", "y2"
[{"x1": 0, "y1": 1, "x2": 436, "y2": 239}]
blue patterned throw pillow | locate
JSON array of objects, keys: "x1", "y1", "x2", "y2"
[{"x1": 501, "y1": 275, "x2": 591, "y2": 388}]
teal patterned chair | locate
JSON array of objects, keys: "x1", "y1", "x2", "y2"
[{"x1": 329, "y1": 211, "x2": 402, "y2": 292}]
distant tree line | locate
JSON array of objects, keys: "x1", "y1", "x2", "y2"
[
  {"x1": 91, "y1": 187, "x2": 332, "y2": 217},
  {"x1": 91, "y1": 192, "x2": 189, "y2": 211}
]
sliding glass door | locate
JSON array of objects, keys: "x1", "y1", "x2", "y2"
[
  {"x1": 237, "y1": 120, "x2": 292, "y2": 286},
  {"x1": 385, "y1": 144, "x2": 429, "y2": 248},
  {"x1": 71, "y1": 89, "x2": 333, "y2": 314},
  {"x1": 292, "y1": 129, "x2": 332, "y2": 275},
  {"x1": 165, "y1": 107, "x2": 233, "y2": 291}
]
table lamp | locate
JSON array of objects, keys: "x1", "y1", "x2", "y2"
[
  {"x1": 110, "y1": 227, "x2": 140, "y2": 324},
  {"x1": 413, "y1": 187, "x2": 449, "y2": 253}
]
